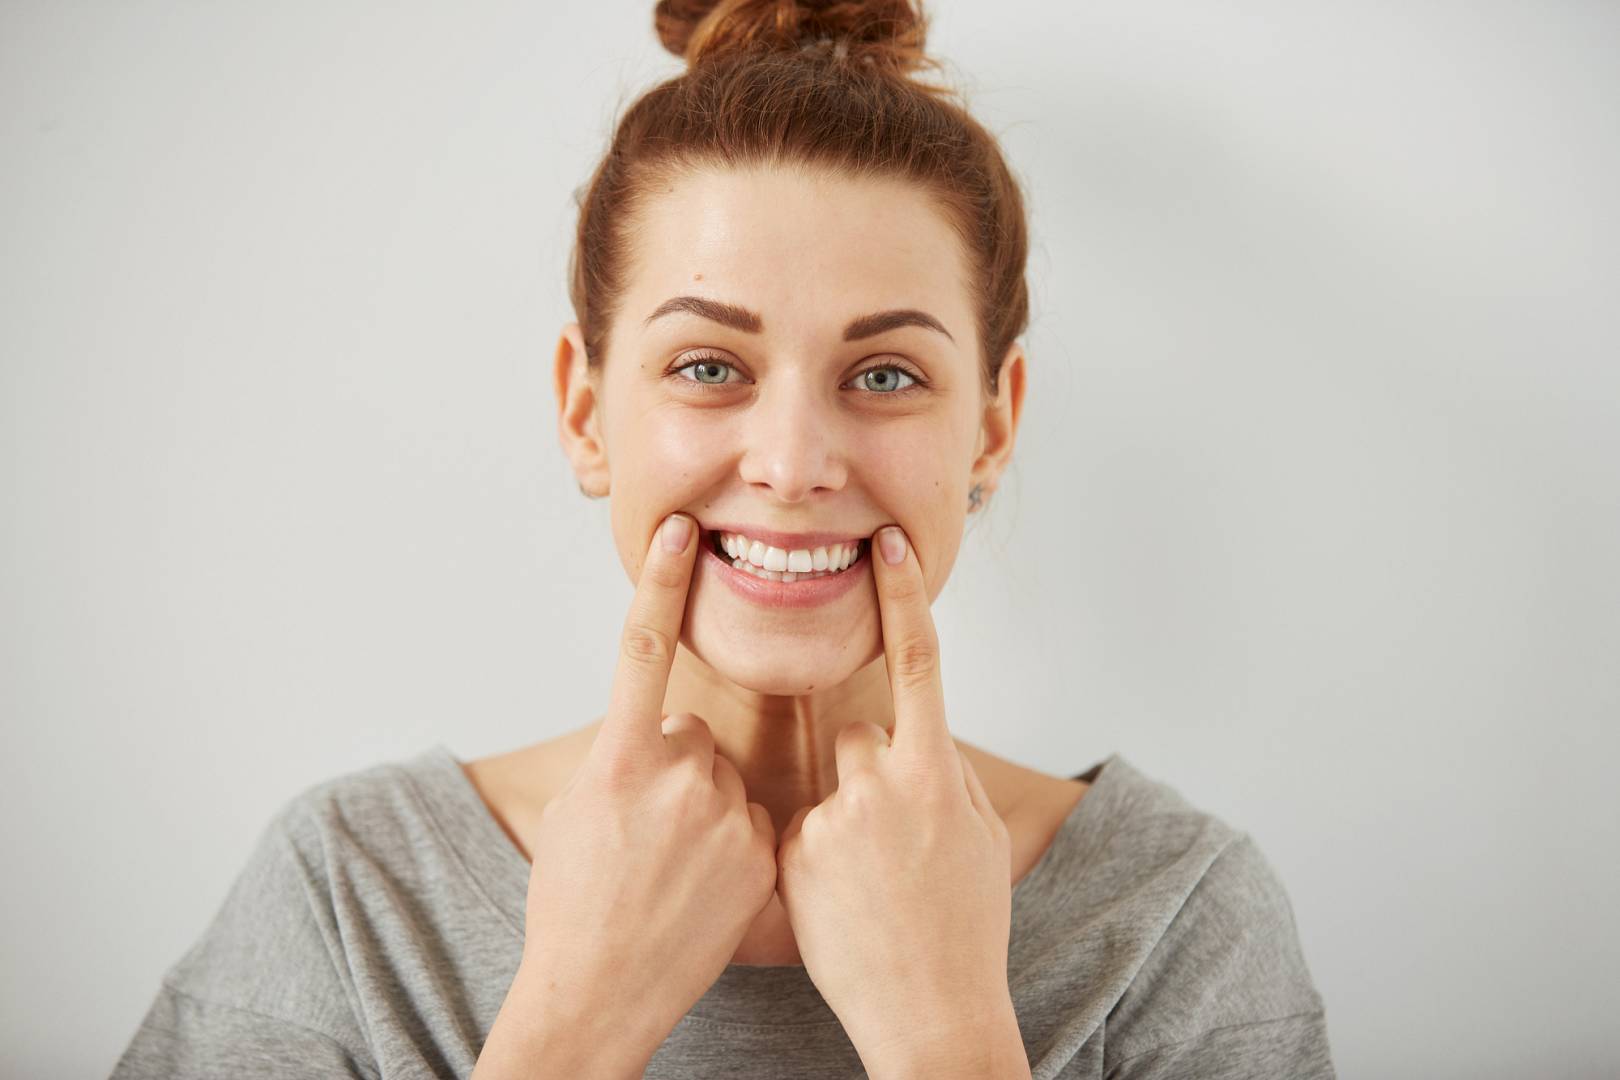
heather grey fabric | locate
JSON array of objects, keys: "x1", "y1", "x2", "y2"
[{"x1": 109, "y1": 745, "x2": 1335, "y2": 1078}]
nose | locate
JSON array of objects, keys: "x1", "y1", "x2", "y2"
[{"x1": 735, "y1": 372, "x2": 850, "y2": 502}]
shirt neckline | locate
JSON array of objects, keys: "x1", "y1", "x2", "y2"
[{"x1": 404, "y1": 742, "x2": 1123, "y2": 1027}]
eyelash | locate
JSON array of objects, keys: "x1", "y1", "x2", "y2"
[{"x1": 665, "y1": 353, "x2": 929, "y2": 397}]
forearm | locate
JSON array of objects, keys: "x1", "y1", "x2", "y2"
[
  {"x1": 472, "y1": 965, "x2": 659, "y2": 1080},
  {"x1": 861, "y1": 996, "x2": 1032, "y2": 1080}
]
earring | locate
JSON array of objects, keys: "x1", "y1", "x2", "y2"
[{"x1": 968, "y1": 482, "x2": 985, "y2": 511}]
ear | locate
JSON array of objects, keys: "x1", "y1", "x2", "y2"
[
  {"x1": 555, "y1": 322, "x2": 611, "y2": 498},
  {"x1": 968, "y1": 342, "x2": 1026, "y2": 502}
]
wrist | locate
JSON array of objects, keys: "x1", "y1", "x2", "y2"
[
  {"x1": 861, "y1": 995, "x2": 1030, "y2": 1080},
  {"x1": 479, "y1": 963, "x2": 662, "y2": 1080}
]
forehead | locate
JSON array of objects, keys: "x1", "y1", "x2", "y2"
[{"x1": 624, "y1": 165, "x2": 974, "y2": 339}]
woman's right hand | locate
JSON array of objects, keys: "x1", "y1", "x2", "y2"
[{"x1": 514, "y1": 512, "x2": 778, "y2": 1058}]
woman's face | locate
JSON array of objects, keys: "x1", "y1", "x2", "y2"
[{"x1": 560, "y1": 165, "x2": 1019, "y2": 695}]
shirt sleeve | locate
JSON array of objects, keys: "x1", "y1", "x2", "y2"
[
  {"x1": 1104, "y1": 1009, "x2": 1334, "y2": 1080},
  {"x1": 1103, "y1": 832, "x2": 1337, "y2": 1079},
  {"x1": 109, "y1": 983, "x2": 381, "y2": 1080},
  {"x1": 108, "y1": 799, "x2": 379, "y2": 1080}
]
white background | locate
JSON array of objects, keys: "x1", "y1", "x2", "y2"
[{"x1": 3, "y1": 2, "x2": 1616, "y2": 1077}]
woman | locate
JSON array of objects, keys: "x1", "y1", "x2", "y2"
[{"x1": 112, "y1": 1, "x2": 1335, "y2": 1077}]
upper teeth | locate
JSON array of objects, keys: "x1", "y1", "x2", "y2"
[{"x1": 717, "y1": 532, "x2": 861, "y2": 573}]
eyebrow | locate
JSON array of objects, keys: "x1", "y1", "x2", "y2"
[{"x1": 642, "y1": 295, "x2": 954, "y2": 344}]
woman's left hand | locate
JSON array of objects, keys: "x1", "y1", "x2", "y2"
[{"x1": 775, "y1": 525, "x2": 1026, "y2": 1075}]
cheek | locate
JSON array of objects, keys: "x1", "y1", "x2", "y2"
[
  {"x1": 919, "y1": 531, "x2": 963, "y2": 603},
  {"x1": 640, "y1": 410, "x2": 755, "y2": 505},
  {"x1": 860, "y1": 427, "x2": 961, "y2": 516},
  {"x1": 618, "y1": 410, "x2": 715, "y2": 510},
  {"x1": 609, "y1": 411, "x2": 722, "y2": 578},
  {"x1": 641, "y1": 412, "x2": 707, "y2": 482},
  {"x1": 856, "y1": 429, "x2": 966, "y2": 598}
]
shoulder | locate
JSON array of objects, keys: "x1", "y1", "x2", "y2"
[
  {"x1": 1077, "y1": 756, "x2": 1317, "y2": 960},
  {"x1": 170, "y1": 745, "x2": 462, "y2": 966},
  {"x1": 180, "y1": 752, "x2": 428, "y2": 942},
  {"x1": 284, "y1": 752, "x2": 429, "y2": 826},
  {"x1": 147, "y1": 759, "x2": 423, "y2": 1059},
  {"x1": 113, "y1": 761, "x2": 418, "y2": 1079},
  {"x1": 176, "y1": 747, "x2": 460, "y2": 970},
  {"x1": 259, "y1": 745, "x2": 501, "y2": 874},
  {"x1": 1085, "y1": 759, "x2": 1330, "y2": 1069}
]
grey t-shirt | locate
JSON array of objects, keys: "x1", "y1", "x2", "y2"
[{"x1": 109, "y1": 745, "x2": 1335, "y2": 1078}]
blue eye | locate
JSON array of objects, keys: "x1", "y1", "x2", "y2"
[{"x1": 665, "y1": 354, "x2": 928, "y2": 396}]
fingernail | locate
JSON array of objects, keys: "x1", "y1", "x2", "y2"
[
  {"x1": 661, "y1": 513, "x2": 692, "y2": 552},
  {"x1": 878, "y1": 526, "x2": 907, "y2": 565}
]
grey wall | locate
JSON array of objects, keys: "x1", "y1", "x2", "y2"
[{"x1": 3, "y1": 2, "x2": 1616, "y2": 1077}]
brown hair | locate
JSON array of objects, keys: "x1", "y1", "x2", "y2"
[{"x1": 568, "y1": 0, "x2": 1030, "y2": 399}]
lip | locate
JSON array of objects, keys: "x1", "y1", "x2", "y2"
[{"x1": 698, "y1": 526, "x2": 869, "y2": 608}]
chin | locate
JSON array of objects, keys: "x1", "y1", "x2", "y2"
[{"x1": 683, "y1": 617, "x2": 882, "y2": 695}]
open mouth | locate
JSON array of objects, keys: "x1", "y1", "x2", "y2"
[{"x1": 707, "y1": 529, "x2": 869, "y2": 584}]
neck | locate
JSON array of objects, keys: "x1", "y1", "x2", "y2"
[{"x1": 655, "y1": 643, "x2": 897, "y2": 836}]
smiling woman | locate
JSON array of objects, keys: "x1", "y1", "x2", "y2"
[
  {"x1": 109, "y1": 2, "x2": 1337, "y2": 1078},
  {"x1": 561, "y1": 162, "x2": 1006, "y2": 705}
]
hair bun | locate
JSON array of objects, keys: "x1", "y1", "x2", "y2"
[{"x1": 654, "y1": 0, "x2": 934, "y2": 77}]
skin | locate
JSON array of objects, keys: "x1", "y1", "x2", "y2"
[{"x1": 555, "y1": 164, "x2": 1027, "y2": 842}]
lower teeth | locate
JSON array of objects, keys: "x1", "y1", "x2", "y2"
[{"x1": 730, "y1": 559, "x2": 844, "y2": 583}]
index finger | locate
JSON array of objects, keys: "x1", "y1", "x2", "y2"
[
  {"x1": 870, "y1": 524, "x2": 953, "y2": 764},
  {"x1": 598, "y1": 512, "x2": 698, "y2": 761}
]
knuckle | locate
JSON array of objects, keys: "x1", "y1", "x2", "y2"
[
  {"x1": 890, "y1": 635, "x2": 939, "y2": 681},
  {"x1": 712, "y1": 753, "x2": 741, "y2": 791},
  {"x1": 670, "y1": 756, "x2": 719, "y2": 804},
  {"x1": 663, "y1": 743, "x2": 706, "y2": 781},
  {"x1": 837, "y1": 719, "x2": 884, "y2": 747},
  {"x1": 657, "y1": 773, "x2": 702, "y2": 824},
  {"x1": 798, "y1": 805, "x2": 828, "y2": 845},
  {"x1": 727, "y1": 803, "x2": 762, "y2": 846},
  {"x1": 621, "y1": 623, "x2": 674, "y2": 668},
  {"x1": 746, "y1": 801, "x2": 775, "y2": 841},
  {"x1": 881, "y1": 569, "x2": 925, "y2": 602},
  {"x1": 838, "y1": 771, "x2": 883, "y2": 815},
  {"x1": 661, "y1": 711, "x2": 710, "y2": 738},
  {"x1": 832, "y1": 726, "x2": 863, "y2": 760},
  {"x1": 592, "y1": 750, "x2": 644, "y2": 796},
  {"x1": 752, "y1": 840, "x2": 780, "y2": 886},
  {"x1": 642, "y1": 555, "x2": 689, "y2": 591}
]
